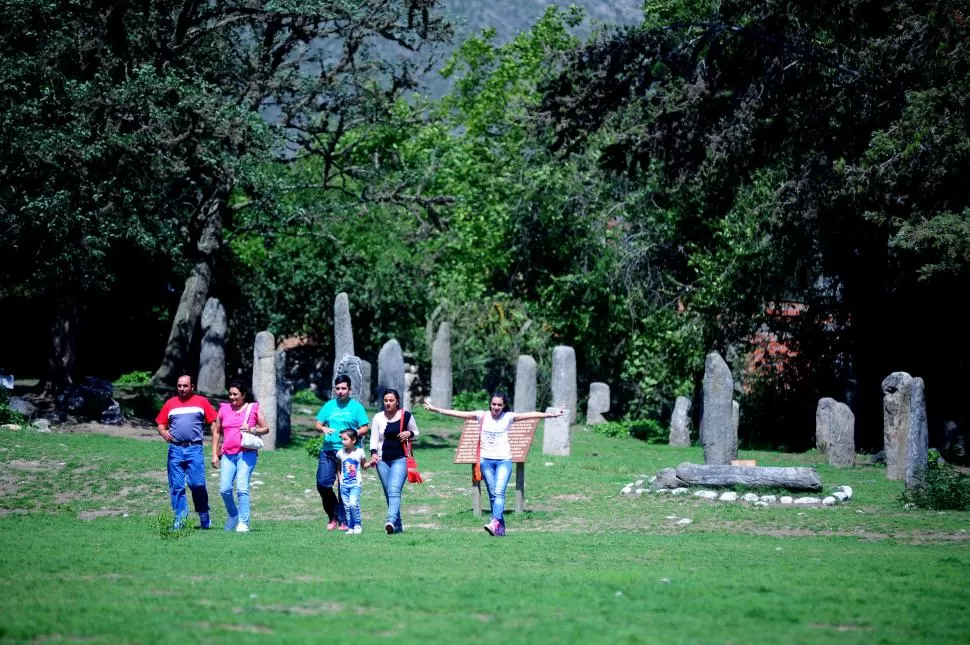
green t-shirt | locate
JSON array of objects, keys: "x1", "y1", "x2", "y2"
[{"x1": 316, "y1": 399, "x2": 369, "y2": 451}]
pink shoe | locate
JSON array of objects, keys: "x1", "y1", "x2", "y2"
[
  {"x1": 338, "y1": 524, "x2": 350, "y2": 531},
  {"x1": 327, "y1": 520, "x2": 338, "y2": 531},
  {"x1": 494, "y1": 521, "x2": 506, "y2": 537},
  {"x1": 484, "y1": 519, "x2": 500, "y2": 536}
]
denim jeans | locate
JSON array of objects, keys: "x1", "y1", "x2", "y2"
[
  {"x1": 480, "y1": 458, "x2": 513, "y2": 522},
  {"x1": 316, "y1": 450, "x2": 346, "y2": 525},
  {"x1": 167, "y1": 443, "x2": 209, "y2": 521},
  {"x1": 220, "y1": 451, "x2": 258, "y2": 525},
  {"x1": 376, "y1": 457, "x2": 407, "y2": 532},
  {"x1": 339, "y1": 483, "x2": 362, "y2": 529}
]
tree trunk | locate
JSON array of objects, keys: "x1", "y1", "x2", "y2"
[
  {"x1": 42, "y1": 303, "x2": 78, "y2": 394},
  {"x1": 152, "y1": 191, "x2": 227, "y2": 386},
  {"x1": 674, "y1": 462, "x2": 823, "y2": 492}
]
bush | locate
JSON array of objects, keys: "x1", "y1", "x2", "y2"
[
  {"x1": 900, "y1": 451, "x2": 970, "y2": 511},
  {"x1": 292, "y1": 388, "x2": 323, "y2": 406},
  {"x1": 305, "y1": 435, "x2": 323, "y2": 458},
  {"x1": 590, "y1": 419, "x2": 667, "y2": 443},
  {"x1": 0, "y1": 404, "x2": 29, "y2": 426},
  {"x1": 113, "y1": 370, "x2": 152, "y2": 386},
  {"x1": 452, "y1": 390, "x2": 489, "y2": 411}
]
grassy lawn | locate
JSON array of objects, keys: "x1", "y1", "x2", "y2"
[{"x1": 1, "y1": 411, "x2": 969, "y2": 644}]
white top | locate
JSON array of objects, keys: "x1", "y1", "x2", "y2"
[
  {"x1": 476, "y1": 411, "x2": 517, "y2": 460},
  {"x1": 337, "y1": 447, "x2": 366, "y2": 486}
]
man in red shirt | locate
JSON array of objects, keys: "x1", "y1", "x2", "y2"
[{"x1": 156, "y1": 374, "x2": 218, "y2": 530}]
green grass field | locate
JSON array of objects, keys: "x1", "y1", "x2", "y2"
[{"x1": 2, "y1": 412, "x2": 969, "y2": 644}]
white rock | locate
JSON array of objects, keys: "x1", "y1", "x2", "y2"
[
  {"x1": 635, "y1": 488, "x2": 645, "y2": 495},
  {"x1": 252, "y1": 480, "x2": 264, "y2": 486},
  {"x1": 671, "y1": 487, "x2": 690, "y2": 495},
  {"x1": 304, "y1": 489, "x2": 313, "y2": 494},
  {"x1": 635, "y1": 480, "x2": 644, "y2": 486},
  {"x1": 625, "y1": 482, "x2": 634, "y2": 488},
  {"x1": 780, "y1": 496, "x2": 794, "y2": 504},
  {"x1": 760, "y1": 495, "x2": 777, "y2": 503},
  {"x1": 286, "y1": 475, "x2": 295, "y2": 479},
  {"x1": 822, "y1": 496, "x2": 836, "y2": 505},
  {"x1": 694, "y1": 490, "x2": 718, "y2": 499},
  {"x1": 665, "y1": 515, "x2": 679, "y2": 520},
  {"x1": 654, "y1": 488, "x2": 669, "y2": 494},
  {"x1": 718, "y1": 492, "x2": 738, "y2": 501},
  {"x1": 754, "y1": 501, "x2": 769, "y2": 507},
  {"x1": 794, "y1": 497, "x2": 821, "y2": 505},
  {"x1": 544, "y1": 462, "x2": 554, "y2": 466},
  {"x1": 615, "y1": 591, "x2": 623, "y2": 597},
  {"x1": 676, "y1": 518, "x2": 692, "y2": 525},
  {"x1": 838, "y1": 485, "x2": 853, "y2": 499},
  {"x1": 659, "y1": 578, "x2": 671, "y2": 584},
  {"x1": 649, "y1": 475, "x2": 657, "y2": 483},
  {"x1": 621, "y1": 486, "x2": 633, "y2": 495},
  {"x1": 833, "y1": 491, "x2": 848, "y2": 502},
  {"x1": 741, "y1": 493, "x2": 760, "y2": 503}
]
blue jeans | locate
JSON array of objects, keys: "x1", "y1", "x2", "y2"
[
  {"x1": 166, "y1": 443, "x2": 209, "y2": 521},
  {"x1": 339, "y1": 483, "x2": 362, "y2": 529},
  {"x1": 376, "y1": 457, "x2": 407, "y2": 532},
  {"x1": 220, "y1": 451, "x2": 258, "y2": 524},
  {"x1": 480, "y1": 458, "x2": 513, "y2": 523},
  {"x1": 316, "y1": 450, "x2": 346, "y2": 525}
]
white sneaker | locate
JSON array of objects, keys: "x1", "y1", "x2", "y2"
[
  {"x1": 345, "y1": 528, "x2": 355, "y2": 535},
  {"x1": 353, "y1": 526, "x2": 362, "y2": 534},
  {"x1": 236, "y1": 523, "x2": 250, "y2": 533}
]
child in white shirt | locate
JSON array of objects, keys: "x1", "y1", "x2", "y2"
[{"x1": 337, "y1": 429, "x2": 370, "y2": 534}]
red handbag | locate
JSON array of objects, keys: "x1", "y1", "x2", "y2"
[
  {"x1": 472, "y1": 414, "x2": 483, "y2": 482},
  {"x1": 401, "y1": 413, "x2": 423, "y2": 484}
]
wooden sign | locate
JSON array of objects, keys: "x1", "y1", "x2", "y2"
[{"x1": 453, "y1": 417, "x2": 540, "y2": 464}]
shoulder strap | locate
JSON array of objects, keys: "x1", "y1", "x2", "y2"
[{"x1": 243, "y1": 403, "x2": 254, "y2": 427}]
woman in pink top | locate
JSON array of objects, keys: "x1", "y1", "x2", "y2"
[{"x1": 212, "y1": 380, "x2": 268, "y2": 532}]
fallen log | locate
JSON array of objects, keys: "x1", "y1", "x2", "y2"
[{"x1": 674, "y1": 462, "x2": 822, "y2": 492}]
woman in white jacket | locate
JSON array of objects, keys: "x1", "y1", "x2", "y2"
[{"x1": 369, "y1": 389, "x2": 419, "y2": 534}]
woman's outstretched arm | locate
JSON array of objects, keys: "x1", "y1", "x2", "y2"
[{"x1": 423, "y1": 401, "x2": 479, "y2": 420}]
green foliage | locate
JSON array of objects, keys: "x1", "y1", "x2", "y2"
[
  {"x1": 452, "y1": 390, "x2": 490, "y2": 411},
  {"x1": 292, "y1": 389, "x2": 323, "y2": 406},
  {"x1": 0, "y1": 404, "x2": 29, "y2": 427},
  {"x1": 900, "y1": 452, "x2": 970, "y2": 511},
  {"x1": 304, "y1": 435, "x2": 324, "y2": 459},
  {"x1": 591, "y1": 419, "x2": 668, "y2": 443},
  {"x1": 113, "y1": 371, "x2": 153, "y2": 387}
]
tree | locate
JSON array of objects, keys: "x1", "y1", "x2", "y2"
[
  {"x1": 535, "y1": 0, "x2": 970, "y2": 446},
  {"x1": 0, "y1": 0, "x2": 452, "y2": 390}
]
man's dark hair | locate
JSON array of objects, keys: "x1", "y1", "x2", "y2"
[{"x1": 334, "y1": 374, "x2": 352, "y2": 388}]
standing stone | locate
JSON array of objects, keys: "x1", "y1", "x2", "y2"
[
  {"x1": 542, "y1": 406, "x2": 571, "y2": 456},
  {"x1": 404, "y1": 364, "x2": 421, "y2": 410},
  {"x1": 551, "y1": 346, "x2": 577, "y2": 424},
  {"x1": 377, "y1": 339, "x2": 406, "y2": 410},
  {"x1": 334, "y1": 292, "x2": 354, "y2": 365},
  {"x1": 360, "y1": 359, "x2": 372, "y2": 407},
  {"x1": 196, "y1": 298, "x2": 227, "y2": 395},
  {"x1": 816, "y1": 398, "x2": 855, "y2": 467},
  {"x1": 882, "y1": 371, "x2": 914, "y2": 480},
  {"x1": 514, "y1": 355, "x2": 537, "y2": 413},
  {"x1": 905, "y1": 378, "x2": 929, "y2": 490},
  {"x1": 431, "y1": 322, "x2": 452, "y2": 409},
  {"x1": 275, "y1": 350, "x2": 292, "y2": 446},
  {"x1": 252, "y1": 332, "x2": 278, "y2": 450},
  {"x1": 700, "y1": 352, "x2": 737, "y2": 465},
  {"x1": 333, "y1": 355, "x2": 364, "y2": 403},
  {"x1": 732, "y1": 400, "x2": 740, "y2": 438},
  {"x1": 669, "y1": 396, "x2": 692, "y2": 447},
  {"x1": 586, "y1": 382, "x2": 610, "y2": 425}
]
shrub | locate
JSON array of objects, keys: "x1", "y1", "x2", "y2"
[
  {"x1": 900, "y1": 450, "x2": 970, "y2": 511},
  {"x1": 590, "y1": 419, "x2": 667, "y2": 443},
  {"x1": 305, "y1": 435, "x2": 323, "y2": 458},
  {"x1": 0, "y1": 404, "x2": 29, "y2": 427},
  {"x1": 150, "y1": 510, "x2": 194, "y2": 539},
  {"x1": 292, "y1": 388, "x2": 323, "y2": 406},
  {"x1": 453, "y1": 390, "x2": 489, "y2": 411},
  {"x1": 114, "y1": 370, "x2": 153, "y2": 386}
]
